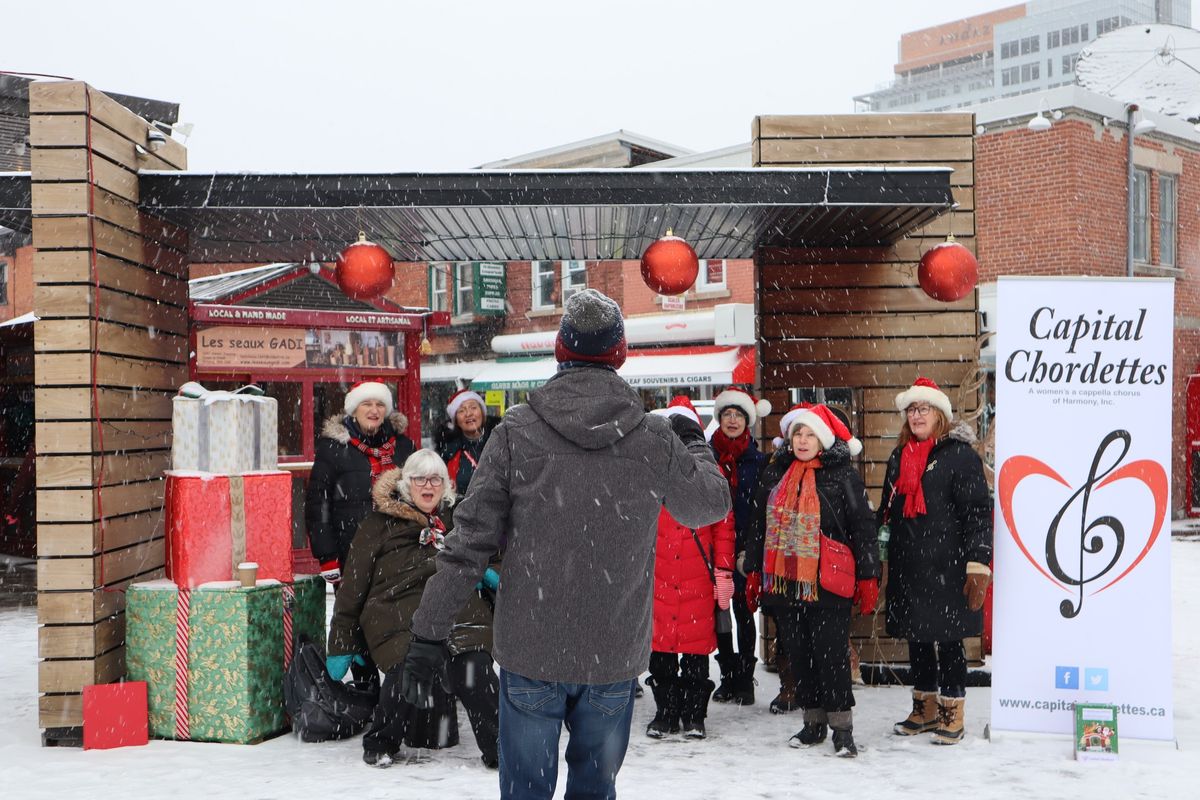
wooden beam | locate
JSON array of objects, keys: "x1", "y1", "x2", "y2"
[
  {"x1": 36, "y1": 387, "x2": 175, "y2": 420},
  {"x1": 38, "y1": 614, "x2": 123, "y2": 659},
  {"x1": 34, "y1": 353, "x2": 187, "y2": 390},
  {"x1": 36, "y1": 481, "x2": 165, "y2": 523},
  {"x1": 35, "y1": 319, "x2": 188, "y2": 363},
  {"x1": 762, "y1": 336, "x2": 977, "y2": 364},
  {"x1": 33, "y1": 251, "x2": 188, "y2": 306},
  {"x1": 760, "y1": 362, "x2": 972, "y2": 389},
  {"x1": 756, "y1": 114, "x2": 975, "y2": 138},
  {"x1": 38, "y1": 648, "x2": 125, "y2": 694},
  {"x1": 37, "y1": 511, "x2": 165, "y2": 557},
  {"x1": 760, "y1": 287, "x2": 975, "y2": 314},
  {"x1": 758, "y1": 137, "x2": 973, "y2": 164},
  {"x1": 29, "y1": 149, "x2": 138, "y2": 202},
  {"x1": 35, "y1": 452, "x2": 172, "y2": 489},
  {"x1": 760, "y1": 312, "x2": 977, "y2": 338},
  {"x1": 37, "y1": 569, "x2": 163, "y2": 624},
  {"x1": 36, "y1": 420, "x2": 171, "y2": 455},
  {"x1": 36, "y1": 538, "x2": 164, "y2": 589},
  {"x1": 39, "y1": 694, "x2": 83, "y2": 729}
]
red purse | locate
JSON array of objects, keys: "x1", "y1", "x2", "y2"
[{"x1": 819, "y1": 534, "x2": 856, "y2": 598}]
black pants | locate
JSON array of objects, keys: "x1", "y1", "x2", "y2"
[
  {"x1": 363, "y1": 650, "x2": 499, "y2": 762},
  {"x1": 773, "y1": 603, "x2": 853, "y2": 712},
  {"x1": 715, "y1": 577, "x2": 757, "y2": 662},
  {"x1": 908, "y1": 640, "x2": 966, "y2": 697},
  {"x1": 648, "y1": 651, "x2": 710, "y2": 682}
]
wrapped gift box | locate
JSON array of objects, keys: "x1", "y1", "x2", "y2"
[
  {"x1": 166, "y1": 470, "x2": 293, "y2": 587},
  {"x1": 172, "y1": 393, "x2": 278, "y2": 473},
  {"x1": 126, "y1": 575, "x2": 326, "y2": 744}
]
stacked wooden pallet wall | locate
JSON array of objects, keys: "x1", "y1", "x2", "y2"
[{"x1": 30, "y1": 81, "x2": 187, "y2": 742}]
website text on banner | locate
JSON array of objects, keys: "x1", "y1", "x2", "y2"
[{"x1": 992, "y1": 277, "x2": 1174, "y2": 741}]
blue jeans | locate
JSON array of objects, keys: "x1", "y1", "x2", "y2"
[{"x1": 498, "y1": 668, "x2": 636, "y2": 800}]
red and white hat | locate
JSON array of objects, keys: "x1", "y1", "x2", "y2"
[
  {"x1": 712, "y1": 387, "x2": 772, "y2": 427},
  {"x1": 446, "y1": 388, "x2": 486, "y2": 427},
  {"x1": 343, "y1": 381, "x2": 393, "y2": 415},
  {"x1": 894, "y1": 377, "x2": 953, "y2": 422},
  {"x1": 775, "y1": 402, "x2": 862, "y2": 456},
  {"x1": 650, "y1": 395, "x2": 701, "y2": 427}
]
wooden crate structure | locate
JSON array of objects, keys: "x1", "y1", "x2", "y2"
[
  {"x1": 752, "y1": 113, "x2": 983, "y2": 667},
  {"x1": 30, "y1": 81, "x2": 187, "y2": 741}
]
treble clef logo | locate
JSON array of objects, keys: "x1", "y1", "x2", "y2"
[{"x1": 1044, "y1": 430, "x2": 1129, "y2": 619}]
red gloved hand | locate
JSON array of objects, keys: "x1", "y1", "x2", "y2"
[
  {"x1": 744, "y1": 572, "x2": 762, "y2": 613},
  {"x1": 715, "y1": 569, "x2": 734, "y2": 610},
  {"x1": 853, "y1": 578, "x2": 879, "y2": 616},
  {"x1": 319, "y1": 559, "x2": 342, "y2": 587}
]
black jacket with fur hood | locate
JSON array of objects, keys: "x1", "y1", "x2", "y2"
[{"x1": 305, "y1": 411, "x2": 414, "y2": 565}]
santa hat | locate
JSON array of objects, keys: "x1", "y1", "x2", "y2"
[
  {"x1": 446, "y1": 388, "x2": 486, "y2": 426},
  {"x1": 650, "y1": 395, "x2": 701, "y2": 427},
  {"x1": 555, "y1": 289, "x2": 627, "y2": 369},
  {"x1": 894, "y1": 377, "x2": 953, "y2": 422},
  {"x1": 712, "y1": 387, "x2": 772, "y2": 427},
  {"x1": 343, "y1": 381, "x2": 393, "y2": 415},
  {"x1": 774, "y1": 403, "x2": 862, "y2": 456}
]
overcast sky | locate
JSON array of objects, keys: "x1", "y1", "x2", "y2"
[{"x1": 6, "y1": 0, "x2": 1198, "y2": 172}]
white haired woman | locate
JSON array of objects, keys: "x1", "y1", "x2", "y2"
[{"x1": 328, "y1": 449, "x2": 500, "y2": 768}]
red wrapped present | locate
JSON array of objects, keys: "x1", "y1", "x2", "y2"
[
  {"x1": 165, "y1": 471, "x2": 293, "y2": 587},
  {"x1": 83, "y1": 681, "x2": 148, "y2": 750}
]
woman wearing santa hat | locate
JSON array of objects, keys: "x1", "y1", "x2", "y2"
[
  {"x1": 879, "y1": 378, "x2": 992, "y2": 746},
  {"x1": 435, "y1": 388, "x2": 501, "y2": 497},
  {"x1": 743, "y1": 403, "x2": 880, "y2": 758},
  {"x1": 706, "y1": 386, "x2": 771, "y2": 708}
]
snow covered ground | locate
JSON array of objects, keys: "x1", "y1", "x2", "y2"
[{"x1": 1, "y1": 540, "x2": 1195, "y2": 800}]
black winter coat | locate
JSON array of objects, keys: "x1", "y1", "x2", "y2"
[
  {"x1": 436, "y1": 415, "x2": 502, "y2": 497},
  {"x1": 877, "y1": 423, "x2": 993, "y2": 642},
  {"x1": 305, "y1": 412, "x2": 414, "y2": 565},
  {"x1": 710, "y1": 434, "x2": 767, "y2": 554},
  {"x1": 744, "y1": 441, "x2": 880, "y2": 609}
]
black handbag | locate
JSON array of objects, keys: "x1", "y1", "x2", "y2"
[{"x1": 283, "y1": 635, "x2": 378, "y2": 743}]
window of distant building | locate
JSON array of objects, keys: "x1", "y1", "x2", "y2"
[
  {"x1": 1160, "y1": 174, "x2": 1178, "y2": 267},
  {"x1": 1062, "y1": 53, "x2": 1080, "y2": 73},
  {"x1": 0, "y1": 259, "x2": 8, "y2": 304},
  {"x1": 1133, "y1": 168, "x2": 1151, "y2": 263},
  {"x1": 561, "y1": 261, "x2": 587, "y2": 304},
  {"x1": 454, "y1": 262, "x2": 474, "y2": 315},
  {"x1": 1048, "y1": 30, "x2": 1061, "y2": 48},
  {"x1": 1002, "y1": 66, "x2": 1020, "y2": 86},
  {"x1": 531, "y1": 261, "x2": 556, "y2": 310},
  {"x1": 1020, "y1": 62, "x2": 1040, "y2": 82},
  {"x1": 1097, "y1": 16, "x2": 1122, "y2": 35},
  {"x1": 696, "y1": 260, "x2": 727, "y2": 291},
  {"x1": 1001, "y1": 40, "x2": 1018, "y2": 59},
  {"x1": 429, "y1": 263, "x2": 450, "y2": 313},
  {"x1": 1020, "y1": 35, "x2": 1040, "y2": 55}
]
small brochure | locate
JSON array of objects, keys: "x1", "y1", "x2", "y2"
[{"x1": 1074, "y1": 703, "x2": 1119, "y2": 762}]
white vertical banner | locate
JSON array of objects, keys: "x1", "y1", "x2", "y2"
[{"x1": 992, "y1": 277, "x2": 1174, "y2": 740}]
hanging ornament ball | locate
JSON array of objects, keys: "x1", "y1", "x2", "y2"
[
  {"x1": 640, "y1": 230, "x2": 699, "y2": 296},
  {"x1": 335, "y1": 232, "x2": 395, "y2": 300},
  {"x1": 918, "y1": 239, "x2": 979, "y2": 302}
]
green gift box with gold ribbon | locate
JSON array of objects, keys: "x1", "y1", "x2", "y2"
[{"x1": 126, "y1": 575, "x2": 325, "y2": 744}]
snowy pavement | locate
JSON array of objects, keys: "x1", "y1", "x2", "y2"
[{"x1": 1, "y1": 541, "x2": 1195, "y2": 799}]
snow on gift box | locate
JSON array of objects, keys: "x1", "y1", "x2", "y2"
[
  {"x1": 125, "y1": 576, "x2": 325, "y2": 744},
  {"x1": 172, "y1": 382, "x2": 279, "y2": 473},
  {"x1": 165, "y1": 470, "x2": 293, "y2": 588}
]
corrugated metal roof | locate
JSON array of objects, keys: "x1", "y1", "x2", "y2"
[{"x1": 188, "y1": 263, "x2": 298, "y2": 301}]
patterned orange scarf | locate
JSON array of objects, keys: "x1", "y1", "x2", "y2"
[{"x1": 764, "y1": 456, "x2": 822, "y2": 600}]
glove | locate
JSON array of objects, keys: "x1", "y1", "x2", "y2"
[
  {"x1": 744, "y1": 571, "x2": 762, "y2": 613},
  {"x1": 669, "y1": 413, "x2": 706, "y2": 449},
  {"x1": 853, "y1": 578, "x2": 880, "y2": 616},
  {"x1": 325, "y1": 653, "x2": 366, "y2": 681},
  {"x1": 714, "y1": 569, "x2": 734, "y2": 610},
  {"x1": 475, "y1": 567, "x2": 500, "y2": 592},
  {"x1": 735, "y1": 551, "x2": 747, "y2": 577},
  {"x1": 400, "y1": 636, "x2": 450, "y2": 709},
  {"x1": 964, "y1": 571, "x2": 991, "y2": 611},
  {"x1": 319, "y1": 560, "x2": 341, "y2": 587}
]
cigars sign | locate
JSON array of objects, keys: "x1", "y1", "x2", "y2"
[
  {"x1": 196, "y1": 326, "x2": 405, "y2": 371},
  {"x1": 991, "y1": 277, "x2": 1174, "y2": 741}
]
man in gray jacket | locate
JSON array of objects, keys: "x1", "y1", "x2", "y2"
[{"x1": 404, "y1": 288, "x2": 730, "y2": 798}]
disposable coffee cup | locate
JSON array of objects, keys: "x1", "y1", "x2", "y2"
[{"x1": 237, "y1": 561, "x2": 259, "y2": 588}]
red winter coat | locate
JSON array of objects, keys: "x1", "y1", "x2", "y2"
[{"x1": 651, "y1": 507, "x2": 735, "y2": 655}]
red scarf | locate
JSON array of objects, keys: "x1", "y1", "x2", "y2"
[
  {"x1": 348, "y1": 435, "x2": 396, "y2": 483},
  {"x1": 896, "y1": 437, "x2": 936, "y2": 518},
  {"x1": 711, "y1": 430, "x2": 751, "y2": 496}
]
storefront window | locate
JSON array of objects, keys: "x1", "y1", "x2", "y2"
[
  {"x1": 258, "y1": 382, "x2": 305, "y2": 457},
  {"x1": 455, "y1": 262, "x2": 474, "y2": 315},
  {"x1": 421, "y1": 382, "x2": 456, "y2": 450},
  {"x1": 430, "y1": 263, "x2": 450, "y2": 312},
  {"x1": 562, "y1": 261, "x2": 587, "y2": 304},
  {"x1": 531, "y1": 261, "x2": 556, "y2": 309}
]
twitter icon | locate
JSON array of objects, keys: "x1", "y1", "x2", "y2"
[{"x1": 1084, "y1": 668, "x2": 1109, "y2": 692}]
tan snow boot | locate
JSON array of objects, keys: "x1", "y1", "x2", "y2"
[
  {"x1": 893, "y1": 689, "x2": 939, "y2": 735},
  {"x1": 931, "y1": 695, "x2": 966, "y2": 745}
]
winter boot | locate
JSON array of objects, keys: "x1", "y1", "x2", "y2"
[
  {"x1": 893, "y1": 689, "x2": 939, "y2": 736},
  {"x1": 829, "y1": 711, "x2": 857, "y2": 758},
  {"x1": 634, "y1": 677, "x2": 644, "y2": 699},
  {"x1": 770, "y1": 651, "x2": 801, "y2": 714},
  {"x1": 711, "y1": 653, "x2": 738, "y2": 703},
  {"x1": 679, "y1": 678, "x2": 716, "y2": 740},
  {"x1": 787, "y1": 709, "x2": 828, "y2": 748},
  {"x1": 362, "y1": 749, "x2": 395, "y2": 768},
  {"x1": 645, "y1": 676, "x2": 681, "y2": 739},
  {"x1": 931, "y1": 695, "x2": 966, "y2": 745},
  {"x1": 731, "y1": 654, "x2": 757, "y2": 705}
]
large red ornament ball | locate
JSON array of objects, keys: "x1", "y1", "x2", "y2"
[
  {"x1": 335, "y1": 235, "x2": 395, "y2": 300},
  {"x1": 918, "y1": 241, "x2": 979, "y2": 302},
  {"x1": 641, "y1": 233, "x2": 699, "y2": 296}
]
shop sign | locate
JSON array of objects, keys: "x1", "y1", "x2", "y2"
[
  {"x1": 196, "y1": 326, "x2": 406, "y2": 372},
  {"x1": 661, "y1": 294, "x2": 686, "y2": 311},
  {"x1": 474, "y1": 262, "x2": 507, "y2": 316},
  {"x1": 193, "y1": 305, "x2": 421, "y2": 331},
  {"x1": 484, "y1": 390, "x2": 506, "y2": 415}
]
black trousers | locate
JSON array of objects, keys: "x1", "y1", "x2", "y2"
[
  {"x1": 648, "y1": 651, "x2": 710, "y2": 683},
  {"x1": 773, "y1": 603, "x2": 853, "y2": 712},
  {"x1": 363, "y1": 650, "x2": 499, "y2": 762},
  {"x1": 908, "y1": 640, "x2": 966, "y2": 697},
  {"x1": 715, "y1": 576, "x2": 757, "y2": 662}
]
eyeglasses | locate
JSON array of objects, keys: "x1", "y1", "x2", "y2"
[
  {"x1": 410, "y1": 476, "x2": 445, "y2": 488},
  {"x1": 719, "y1": 410, "x2": 745, "y2": 421},
  {"x1": 905, "y1": 404, "x2": 934, "y2": 418}
]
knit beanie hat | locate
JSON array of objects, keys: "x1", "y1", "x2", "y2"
[
  {"x1": 775, "y1": 402, "x2": 862, "y2": 456},
  {"x1": 895, "y1": 377, "x2": 953, "y2": 421},
  {"x1": 713, "y1": 386, "x2": 772, "y2": 427},
  {"x1": 554, "y1": 288, "x2": 627, "y2": 369},
  {"x1": 343, "y1": 381, "x2": 393, "y2": 415},
  {"x1": 446, "y1": 389, "x2": 485, "y2": 427},
  {"x1": 650, "y1": 395, "x2": 701, "y2": 426}
]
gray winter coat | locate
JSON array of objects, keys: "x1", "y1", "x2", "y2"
[{"x1": 411, "y1": 365, "x2": 731, "y2": 684}]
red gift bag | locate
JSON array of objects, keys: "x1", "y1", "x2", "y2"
[{"x1": 83, "y1": 682, "x2": 148, "y2": 750}]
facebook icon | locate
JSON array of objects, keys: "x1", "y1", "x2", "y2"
[{"x1": 1055, "y1": 666, "x2": 1080, "y2": 690}]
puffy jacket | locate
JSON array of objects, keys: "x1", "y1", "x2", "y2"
[
  {"x1": 305, "y1": 412, "x2": 414, "y2": 565},
  {"x1": 411, "y1": 365, "x2": 731, "y2": 684},
  {"x1": 652, "y1": 508, "x2": 735, "y2": 655},
  {"x1": 328, "y1": 469, "x2": 493, "y2": 671},
  {"x1": 877, "y1": 423, "x2": 992, "y2": 642},
  {"x1": 436, "y1": 415, "x2": 502, "y2": 497},
  {"x1": 744, "y1": 440, "x2": 880, "y2": 609}
]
